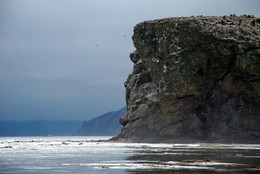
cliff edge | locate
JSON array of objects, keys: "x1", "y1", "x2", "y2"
[{"x1": 116, "y1": 16, "x2": 260, "y2": 143}]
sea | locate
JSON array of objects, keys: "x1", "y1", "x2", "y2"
[{"x1": 0, "y1": 136, "x2": 260, "y2": 174}]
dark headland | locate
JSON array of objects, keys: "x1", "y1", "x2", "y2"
[
  {"x1": 112, "y1": 15, "x2": 260, "y2": 143},
  {"x1": 74, "y1": 107, "x2": 126, "y2": 136}
]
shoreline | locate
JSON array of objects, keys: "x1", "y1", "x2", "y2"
[{"x1": 107, "y1": 136, "x2": 260, "y2": 144}]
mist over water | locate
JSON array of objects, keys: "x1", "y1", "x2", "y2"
[{"x1": 0, "y1": 136, "x2": 260, "y2": 174}]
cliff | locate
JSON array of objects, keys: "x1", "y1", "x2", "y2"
[
  {"x1": 116, "y1": 16, "x2": 260, "y2": 143},
  {"x1": 75, "y1": 107, "x2": 126, "y2": 136}
]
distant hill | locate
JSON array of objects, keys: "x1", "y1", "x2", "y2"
[
  {"x1": 74, "y1": 107, "x2": 126, "y2": 136},
  {"x1": 0, "y1": 120, "x2": 83, "y2": 136}
]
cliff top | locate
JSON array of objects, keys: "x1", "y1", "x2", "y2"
[{"x1": 134, "y1": 15, "x2": 260, "y2": 47}]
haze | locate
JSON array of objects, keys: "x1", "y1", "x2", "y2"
[{"x1": 0, "y1": 0, "x2": 259, "y2": 121}]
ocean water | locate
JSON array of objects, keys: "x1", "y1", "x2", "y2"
[{"x1": 0, "y1": 136, "x2": 260, "y2": 174}]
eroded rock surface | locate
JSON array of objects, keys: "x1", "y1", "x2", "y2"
[{"x1": 116, "y1": 16, "x2": 260, "y2": 143}]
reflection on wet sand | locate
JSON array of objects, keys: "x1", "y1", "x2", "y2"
[{"x1": 126, "y1": 144, "x2": 260, "y2": 173}]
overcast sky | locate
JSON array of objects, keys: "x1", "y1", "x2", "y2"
[{"x1": 0, "y1": 0, "x2": 259, "y2": 121}]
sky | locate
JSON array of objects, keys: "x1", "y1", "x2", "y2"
[{"x1": 0, "y1": 0, "x2": 259, "y2": 121}]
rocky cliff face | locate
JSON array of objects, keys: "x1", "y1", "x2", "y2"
[{"x1": 117, "y1": 16, "x2": 260, "y2": 143}]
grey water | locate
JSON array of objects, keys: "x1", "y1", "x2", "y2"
[{"x1": 0, "y1": 136, "x2": 259, "y2": 174}]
